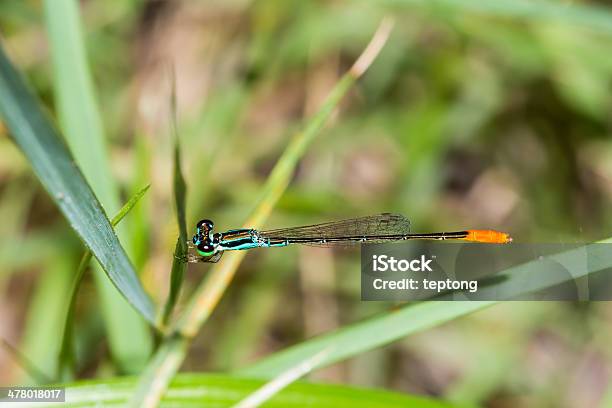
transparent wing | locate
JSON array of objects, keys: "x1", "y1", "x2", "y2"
[{"x1": 258, "y1": 213, "x2": 411, "y2": 247}]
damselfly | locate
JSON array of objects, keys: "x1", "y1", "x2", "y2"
[{"x1": 185, "y1": 213, "x2": 511, "y2": 263}]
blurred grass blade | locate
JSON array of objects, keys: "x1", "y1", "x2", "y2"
[
  {"x1": 239, "y1": 302, "x2": 493, "y2": 378},
  {"x1": 53, "y1": 373, "x2": 452, "y2": 408},
  {"x1": 161, "y1": 77, "x2": 188, "y2": 327},
  {"x1": 21, "y1": 254, "x2": 74, "y2": 385},
  {"x1": 43, "y1": 0, "x2": 116, "y2": 204},
  {"x1": 129, "y1": 19, "x2": 394, "y2": 408},
  {"x1": 57, "y1": 184, "x2": 151, "y2": 380},
  {"x1": 0, "y1": 44, "x2": 156, "y2": 324},
  {"x1": 241, "y1": 241, "x2": 612, "y2": 377},
  {"x1": 127, "y1": 136, "x2": 153, "y2": 269},
  {"x1": 232, "y1": 348, "x2": 332, "y2": 408},
  {"x1": 382, "y1": 0, "x2": 612, "y2": 35},
  {"x1": 1, "y1": 339, "x2": 52, "y2": 384},
  {"x1": 43, "y1": 0, "x2": 153, "y2": 371}
]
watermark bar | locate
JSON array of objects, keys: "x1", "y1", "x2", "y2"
[
  {"x1": 361, "y1": 243, "x2": 612, "y2": 301},
  {"x1": 0, "y1": 387, "x2": 65, "y2": 403}
]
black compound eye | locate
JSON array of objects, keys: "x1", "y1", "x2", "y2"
[{"x1": 197, "y1": 219, "x2": 214, "y2": 232}]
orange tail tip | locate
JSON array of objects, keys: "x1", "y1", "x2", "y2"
[{"x1": 465, "y1": 230, "x2": 512, "y2": 244}]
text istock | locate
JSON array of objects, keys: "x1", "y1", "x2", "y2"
[{"x1": 361, "y1": 242, "x2": 612, "y2": 301}]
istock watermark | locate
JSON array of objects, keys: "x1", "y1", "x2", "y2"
[
  {"x1": 361, "y1": 243, "x2": 612, "y2": 301},
  {"x1": 372, "y1": 254, "x2": 434, "y2": 272}
]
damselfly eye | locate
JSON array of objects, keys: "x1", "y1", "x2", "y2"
[
  {"x1": 192, "y1": 235, "x2": 199, "y2": 245},
  {"x1": 197, "y1": 219, "x2": 214, "y2": 232}
]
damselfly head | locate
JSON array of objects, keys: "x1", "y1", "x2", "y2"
[
  {"x1": 196, "y1": 219, "x2": 214, "y2": 234},
  {"x1": 193, "y1": 219, "x2": 215, "y2": 248}
]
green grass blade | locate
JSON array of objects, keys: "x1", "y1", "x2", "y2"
[
  {"x1": 382, "y1": 0, "x2": 612, "y2": 35},
  {"x1": 0, "y1": 44, "x2": 156, "y2": 324},
  {"x1": 57, "y1": 184, "x2": 151, "y2": 380},
  {"x1": 42, "y1": 0, "x2": 153, "y2": 371},
  {"x1": 50, "y1": 373, "x2": 455, "y2": 408},
  {"x1": 161, "y1": 81, "x2": 188, "y2": 327},
  {"x1": 111, "y1": 184, "x2": 152, "y2": 226},
  {"x1": 57, "y1": 252, "x2": 90, "y2": 381}
]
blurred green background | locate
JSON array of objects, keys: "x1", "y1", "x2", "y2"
[{"x1": 2, "y1": 0, "x2": 612, "y2": 406}]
